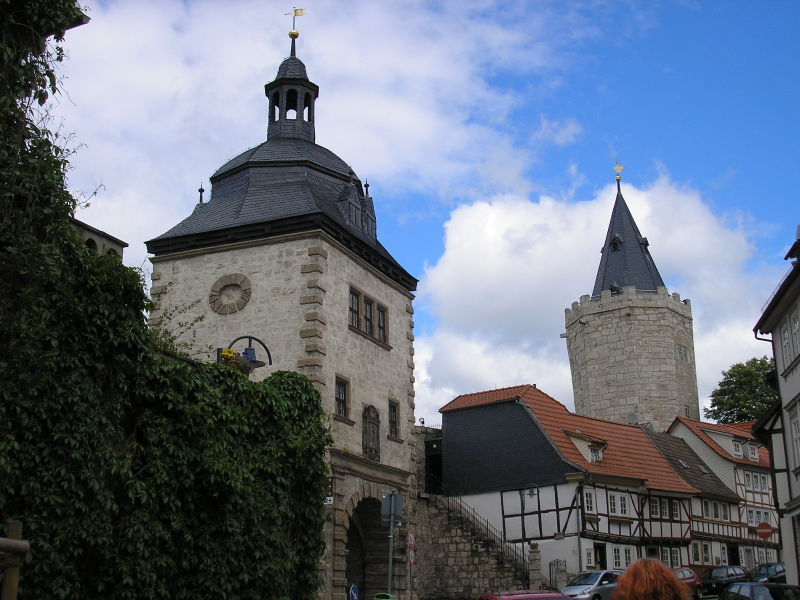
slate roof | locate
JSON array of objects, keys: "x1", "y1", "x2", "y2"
[
  {"x1": 647, "y1": 431, "x2": 739, "y2": 502},
  {"x1": 669, "y1": 416, "x2": 771, "y2": 469},
  {"x1": 441, "y1": 384, "x2": 697, "y2": 494},
  {"x1": 592, "y1": 186, "x2": 666, "y2": 297},
  {"x1": 145, "y1": 42, "x2": 417, "y2": 292}
]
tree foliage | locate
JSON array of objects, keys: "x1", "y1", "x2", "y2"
[
  {"x1": 703, "y1": 356, "x2": 779, "y2": 424},
  {"x1": 0, "y1": 2, "x2": 331, "y2": 598}
]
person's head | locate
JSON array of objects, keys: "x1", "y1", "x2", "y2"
[{"x1": 613, "y1": 559, "x2": 688, "y2": 600}]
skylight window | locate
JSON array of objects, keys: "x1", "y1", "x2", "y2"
[
  {"x1": 678, "y1": 459, "x2": 690, "y2": 469},
  {"x1": 698, "y1": 465, "x2": 709, "y2": 474}
]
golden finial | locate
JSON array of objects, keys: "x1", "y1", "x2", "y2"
[
  {"x1": 614, "y1": 163, "x2": 624, "y2": 181},
  {"x1": 289, "y1": 29, "x2": 299, "y2": 39}
]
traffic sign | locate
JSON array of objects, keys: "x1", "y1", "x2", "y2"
[{"x1": 755, "y1": 522, "x2": 773, "y2": 539}]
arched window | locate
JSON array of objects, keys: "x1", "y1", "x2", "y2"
[
  {"x1": 362, "y1": 406, "x2": 380, "y2": 462},
  {"x1": 303, "y1": 92, "x2": 312, "y2": 122},
  {"x1": 286, "y1": 89, "x2": 298, "y2": 120},
  {"x1": 85, "y1": 238, "x2": 97, "y2": 252},
  {"x1": 271, "y1": 92, "x2": 280, "y2": 122}
]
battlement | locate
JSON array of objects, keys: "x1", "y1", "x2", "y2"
[{"x1": 565, "y1": 285, "x2": 692, "y2": 327}]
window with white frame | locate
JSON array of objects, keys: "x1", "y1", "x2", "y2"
[
  {"x1": 613, "y1": 547, "x2": 622, "y2": 568},
  {"x1": 692, "y1": 542, "x2": 700, "y2": 563},
  {"x1": 753, "y1": 473, "x2": 761, "y2": 491},
  {"x1": 721, "y1": 544, "x2": 728, "y2": 564},
  {"x1": 792, "y1": 417, "x2": 800, "y2": 467},
  {"x1": 703, "y1": 543, "x2": 711, "y2": 563},
  {"x1": 619, "y1": 495, "x2": 628, "y2": 516},
  {"x1": 755, "y1": 509, "x2": 762, "y2": 523},
  {"x1": 761, "y1": 474, "x2": 769, "y2": 491},
  {"x1": 661, "y1": 498, "x2": 669, "y2": 518},
  {"x1": 792, "y1": 309, "x2": 800, "y2": 360},
  {"x1": 671, "y1": 548, "x2": 680, "y2": 567},
  {"x1": 750, "y1": 445, "x2": 759, "y2": 461},
  {"x1": 661, "y1": 547, "x2": 670, "y2": 565},
  {"x1": 585, "y1": 548, "x2": 594, "y2": 568},
  {"x1": 782, "y1": 325, "x2": 793, "y2": 369},
  {"x1": 722, "y1": 504, "x2": 729, "y2": 520},
  {"x1": 747, "y1": 508, "x2": 755, "y2": 526},
  {"x1": 585, "y1": 490, "x2": 595, "y2": 513},
  {"x1": 712, "y1": 502, "x2": 719, "y2": 519},
  {"x1": 624, "y1": 547, "x2": 633, "y2": 567},
  {"x1": 745, "y1": 472, "x2": 752, "y2": 489},
  {"x1": 590, "y1": 447, "x2": 602, "y2": 462},
  {"x1": 650, "y1": 497, "x2": 660, "y2": 518},
  {"x1": 671, "y1": 500, "x2": 680, "y2": 520},
  {"x1": 733, "y1": 441, "x2": 742, "y2": 457},
  {"x1": 758, "y1": 547, "x2": 767, "y2": 564},
  {"x1": 703, "y1": 500, "x2": 711, "y2": 518},
  {"x1": 609, "y1": 494, "x2": 617, "y2": 515}
]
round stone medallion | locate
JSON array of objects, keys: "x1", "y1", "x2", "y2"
[{"x1": 209, "y1": 273, "x2": 252, "y2": 314}]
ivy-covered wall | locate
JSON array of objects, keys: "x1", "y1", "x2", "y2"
[{"x1": 0, "y1": 2, "x2": 331, "y2": 598}]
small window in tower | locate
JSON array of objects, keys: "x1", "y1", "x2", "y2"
[
  {"x1": 610, "y1": 234, "x2": 623, "y2": 251},
  {"x1": 272, "y1": 92, "x2": 280, "y2": 122},
  {"x1": 286, "y1": 89, "x2": 298, "y2": 119},
  {"x1": 303, "y1": 92, "x2": 312, "y2": 122},
  {"x1": 677, "y1": 345, "x2": 689, "y2": 362}
]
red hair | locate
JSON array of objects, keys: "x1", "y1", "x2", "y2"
[{"x1": 613, "y1": 559, "x2": 688, "y2": 600}]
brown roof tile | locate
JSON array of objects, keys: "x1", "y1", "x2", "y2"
[
  {"x1": 671, "y1": 417, "x2": 771, "y2": 468},
  {"x1": 441, "y1": 385, "x2": 697, "y2": 494}
]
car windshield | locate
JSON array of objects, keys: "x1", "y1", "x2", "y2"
[{"x1": 567, "y1": 573, "x2": 600, "y2": 586}]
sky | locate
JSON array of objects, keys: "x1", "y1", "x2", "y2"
[{"x1": 53, "y1": 0, "x2": 799, "y2": 427}]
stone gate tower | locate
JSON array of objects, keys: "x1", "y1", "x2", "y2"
[
  {"x1": 563, "y1": 169, "x2": 700, "y2": 431},
  {"x1": 146, "y1": 31, "x2": 418, "y2": 600}
]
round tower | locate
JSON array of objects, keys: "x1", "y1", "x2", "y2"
[{"x1": 563, "y1": 169, "x2": 700, "y2": 431}]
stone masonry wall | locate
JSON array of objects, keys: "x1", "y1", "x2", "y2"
[
  {"x1": 564, "y1": 285, "x2": 700, "y2": 432},
  {"x1": 413, "y1": 495, "x2": 528, "y2": 599}
]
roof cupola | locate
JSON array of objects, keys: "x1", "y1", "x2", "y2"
[{"x1": 265, "y1": 29, "x2": 319, "y2": 143}]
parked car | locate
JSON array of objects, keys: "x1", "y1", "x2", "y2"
[
  {"x1": 561, "y1": 570, "x2": 623, "y2": 600},
  {"x1": 480, "y1": 591, "x2": 569, "y2": 600},
  {"x1": 673, "y1": 567, "x2": 702, "y2": 599},
  {"x1": 697, "y1": 565, "x2": 751, "y2": 597},
  {"x1": 752, "y1": 564, "x2": 786, "y2": 584},
  {"x1": 719, "y1": 582, "x2": 800, "y2": 600}
]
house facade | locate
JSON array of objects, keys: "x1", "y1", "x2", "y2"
[
  {"x1": 145, "y1": 31, "x2": 418, "y2": 600},
  {"x1": 668, "y1": 417, "x2": 780, "y2": 570},
  {"x1": 754, "y1": 225, "x2": 800, "y2": 584},
  {"x1": 438, "y1": 385, "x2": 701, "y2": 581}
]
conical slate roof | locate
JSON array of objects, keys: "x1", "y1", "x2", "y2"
[{"x1": 592, "y1": 184, "x2": 665, "y2": 297}]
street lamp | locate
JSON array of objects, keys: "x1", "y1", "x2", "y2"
[{"x1": 216, "y1": 335, "x2": 272, "y2": 375}]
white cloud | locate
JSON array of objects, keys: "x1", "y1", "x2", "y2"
[
  {"x1": 533, "y1": 115, "x2": 583, "y2": 146},
  {"x1": 413, "y1": 175, "x2": 779, "y2": 424}
]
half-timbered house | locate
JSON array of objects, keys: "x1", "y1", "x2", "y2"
[
  {"x1": 668, "y1": 417, "x2": 780, "y2": 569},
  {"x1": 439, "y1": 385, "x2": 699, "y2": 579}
]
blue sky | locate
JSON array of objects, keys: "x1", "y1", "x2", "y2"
[{"x1": 56, "y1": 1, "x2": 799, "y2": 425}]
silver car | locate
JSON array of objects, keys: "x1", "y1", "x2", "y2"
[{"x1": 561, "y1": 570, "x2": 623, "y2": 600}]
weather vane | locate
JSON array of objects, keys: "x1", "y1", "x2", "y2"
[
  {"x1": 614, "y1": 162, "x2": 624, "y2": 181},
  {"x1": 286, "y1": 7, "x2": 305, "y2": 32}
]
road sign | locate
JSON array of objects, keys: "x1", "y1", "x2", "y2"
[{"x1": 756, "y1": 522, "x2": 773, "y2": 539}]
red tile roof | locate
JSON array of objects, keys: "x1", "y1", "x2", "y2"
[
  {"x1": 441, "y1": 384, "x2": 697, "y2": 494},
  {"x1": 670, "y1": 417, "x2": 771, "y2": 468}
]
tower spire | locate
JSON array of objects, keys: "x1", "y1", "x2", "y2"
[{"x1": 591, "y1": 166, "x2": 665, "y2": 297}]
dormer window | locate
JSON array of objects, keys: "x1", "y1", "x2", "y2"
[
  {"x1": 590, "y1": 447, "x2": 602, "y2": 462},
  {"x1": 610, "y1": 234, "x2": 623, "y2": 251},
  {"x1": 733, "y1": 441, "x2": 742, "y2": 457},
  {"x1": 749, "y1": 445, "x2": 759, "y2": 461}
]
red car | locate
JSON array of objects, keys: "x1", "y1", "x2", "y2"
[
  {"x1": 673, "y1": 567, "x2": 702, "y2": 599},
  {"x1": 480, "y1": 591, "x2": 569, "y2": 600}
]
